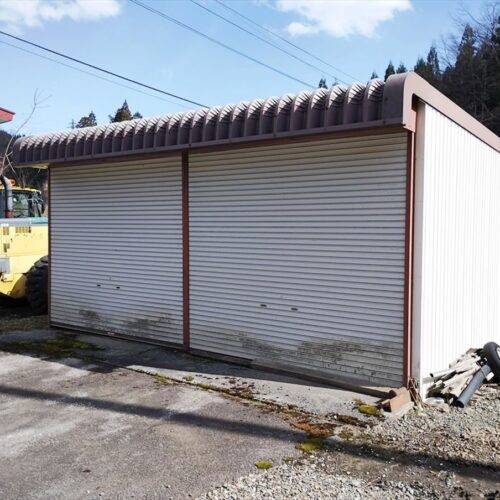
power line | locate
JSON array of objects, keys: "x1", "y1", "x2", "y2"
[
  {"x1": 0, "y1": 39, "x2": 192, "y2": 110},
  {"x1": 188, "y1": 0, "x2": 347, "y2": 85},
  {"x1": 129, "y1": 0, "x2": 315, "y2": 89},
  {"x1": 0, "y1": 29, "x2": 208, "y2": 108},
  {"x1": 214, "y1": 0, "x2": 360, "y2": 83}
]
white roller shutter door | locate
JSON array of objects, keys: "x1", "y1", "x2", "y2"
[
  {"x1": 189, "y1": 134, "x2": 408, "y2": 386},
  {"x1": 50, "y1": 157, "x2": 183, "y2": 345}
]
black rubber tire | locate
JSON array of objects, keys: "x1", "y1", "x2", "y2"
[
  {"x1": 26, "y1": 256, "x2": 49, "y2": 315},
  {"x1": 483, "y1": 342, "x2": 500, "y2": 380}
]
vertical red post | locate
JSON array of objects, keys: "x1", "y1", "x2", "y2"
[
  {"x1": 403, "y1": 129, "x2": 416, "y2": 386},
  {"x1": 182, "y1": 151, "x2": 190, "y2": 351},
  {"x1": 47, "y1": 168, "x2": 51, "y2": 325}
]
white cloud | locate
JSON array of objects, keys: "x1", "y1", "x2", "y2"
[
  {"x1": 0, "y1": 0, "x2": 121, "y2": 32},
  {"x1": 276, "y1": 0, "x2": 412, "y2": 38}
]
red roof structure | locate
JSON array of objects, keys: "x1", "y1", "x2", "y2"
[{"x1": 0, "y1": 107, "x2": 15, "y2": 124}]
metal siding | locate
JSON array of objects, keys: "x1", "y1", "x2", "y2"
[
  {"x1": 189, "y1": 133, "x2": 408, "y2": 386},
  {"x1": 413, "y1": 104, "x2": 500, "y2": 389},
  {"x1": 50, "y1": 157, "x2": 183, "y2": 344}
]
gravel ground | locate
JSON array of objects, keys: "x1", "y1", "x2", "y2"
[
  {"x1": 199, "y1": 459, "x2": 440, "y2": 499},
  {"x1": 199, "y1": 383, "x2": 500, "y2": 499},
  {"x1": 370, "y1": 383, "x2": 500, "y2": 466}
]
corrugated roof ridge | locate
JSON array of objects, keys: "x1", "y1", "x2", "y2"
[
  {"x1": 25, "y1": 73, "x2": 498, "y2": 163},
  {"x1": 14, "y1": 78, "x2": 394, "y2": 164}
]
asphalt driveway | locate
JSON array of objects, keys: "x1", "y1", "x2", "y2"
[{"x1": 0, "y1": 351, "x2": 301, "y2": 499}]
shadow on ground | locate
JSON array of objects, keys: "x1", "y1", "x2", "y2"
[{"x1": 0, "y1": 376, "x2": 498, "y2": 480}]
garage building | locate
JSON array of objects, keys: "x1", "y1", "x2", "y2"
[{"x1": 14, "y1": 73, "x2": 500, "y2": 391}]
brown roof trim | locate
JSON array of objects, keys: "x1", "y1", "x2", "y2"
[
  {"x1": 385, "y1": 73, "x2": 500, "y2": 152},
  {"x1": 32, "y1": 124, "x2": 406, "y2": 170}
]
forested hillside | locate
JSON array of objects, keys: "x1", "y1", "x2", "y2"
[{"x1": 381, "y1": 6, "x2": 500, "y2": 135}]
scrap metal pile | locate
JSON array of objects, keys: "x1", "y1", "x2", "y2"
[{"x1": 427, "y1": 342, "x2": 500, "y2": 407}]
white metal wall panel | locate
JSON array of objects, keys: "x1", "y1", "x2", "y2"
[
  {"x1": 413, "y1": 104, "x2": 500, "y2": 389},
  {"x1": 189, "y1": 133, "x2": 408, "y2": 386},
  {"x1": 50, "y1": 157, "x2": 183, "y2": 345}
]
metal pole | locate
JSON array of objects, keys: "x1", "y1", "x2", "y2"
[
  {"x1": 0, "y1": 175, "x2": 13, "y2": 218},
  {"x1": 455, "y1": 364, "x2": 492, "y2": 408}
]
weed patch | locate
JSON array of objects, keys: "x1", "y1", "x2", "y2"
[
  {"x1": 0, "y1": 315, "x2": 48, "y2": 334},
  {"x1": 2, "y1": 336, "x2": 99, "y2": 358},
  {"x1": 152, "y1": 374, "x2": 175, "y2": 385}
]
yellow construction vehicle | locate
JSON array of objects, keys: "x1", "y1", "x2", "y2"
[{"x1": 0, "y1": 175, "x2": 48, "y2": 313}]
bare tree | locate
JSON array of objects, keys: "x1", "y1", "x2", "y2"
[
  {"x1": 0, "y1": 91, "x2": 49, "y2": 180},
  {"x1": 442, "y1": 2, "x2": 499, "y2": 66}
]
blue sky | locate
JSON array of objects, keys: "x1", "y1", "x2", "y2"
[{"x1": 0, "y1": 0, "x2": 487, "y2": 136}]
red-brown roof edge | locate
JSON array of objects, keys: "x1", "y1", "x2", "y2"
[
  {"x1": 385, "y1": 72, "x2": 500, "y2": 152},
  {"x1": 0, "y1": 107, "x2": 15, "y2": 124}
]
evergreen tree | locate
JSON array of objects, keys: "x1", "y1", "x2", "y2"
[
  {"x1": 414, "y1": 56, "x2": 432, "y2": 80},
  {"x1": 396, "y1": 62, "x2": 407, "y2": 73},
  {"x1": 76, "y1": 111, "x2": 97, "y2": 128},
  {"x1": 384, "y1": 61, "x2": 395, "y2": 81},
  {"x1": 109, "y1": 100, "x2": 142, "y2": 123},
  {"x1": 427, "y1": 45, "x2": 441, "y2": 78},
  {"x1": 109, "y1": 100, "x2": 132, "y2": 122},
  {"x1": 413, "y1": 47, "x2": 442, "y2": 89},
  {"x1": 475, "y1": 15, "x2": 500, "y2": 132},
  {"x1": 378, "y1": 7, "x2": 499, "y2": 134},
  {"x1": 370, "y1": 70, "x2": 379, "y2": 79},
  {"x1": 442, "y1": 24, "x2": 480, "y2": 117}
]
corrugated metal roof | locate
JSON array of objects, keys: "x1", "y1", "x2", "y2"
[
  {"x1": 14, "y1": 78, "x2": 400, "y2": 166},
  {"x1": 13, "y1": 72, "x2": 500, "y2": 166}
]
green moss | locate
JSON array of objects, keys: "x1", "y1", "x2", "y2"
[
  {"x1": 353, "y1": 399, "x2": 384, "y2": 418},
  {"x1": 183, "y1": 375, "x2": 194, "y2": 382},
  {"x1": 0, "y1": 315, "x2": 48, "y2": 334},
  {"x1": 153, "y1": 374, "x2": 174, "y2": 385},
  {"x1": 255, "y1": 461, "x2": 273, "y2": 470},
  {"x1": 357, "y1": 404, "x2": 384, "y2": 418},
  {"x1": 3, "y1": 336, "x2": 99, "y2": 358},
  {"x1": 194, "y1": 380, "x2": 260, "y2": 401},
  {"x1": 295, "y1": 437, "x2": 324, "y2": 453},
  {"x1": 198, "y1": 383, "x2": 220, "y2": 391}
]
